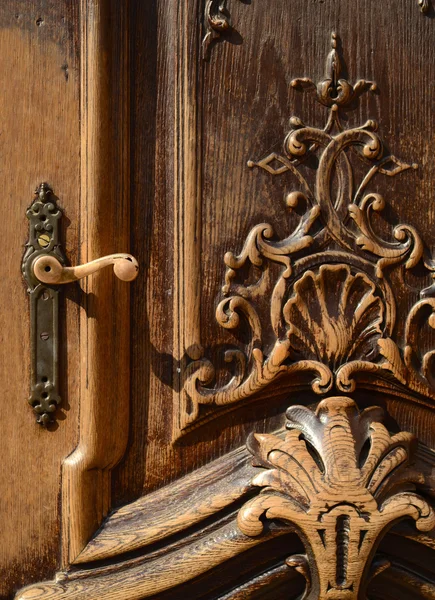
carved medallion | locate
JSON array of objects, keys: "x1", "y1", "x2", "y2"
[
  {"x1": 238, "y1": 396, "x2": 435, "y2": 600},
  {"x1": 183, "y1": 33, "x2": 435, "y2": 432}
]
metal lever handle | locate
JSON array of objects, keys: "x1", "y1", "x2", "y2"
[
  {"x1": 33, "y1": 253, "x2": 139, "y2": 284},
  {"x1": 22, "y1": 183, "x2": 139, "y2": 426}
]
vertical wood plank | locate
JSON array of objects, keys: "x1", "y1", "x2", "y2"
[
  {"x1": 173, "y1": 0, "x2": 204, "y2": 435},
  {"x1": 61, "y1": 0, "x2": 131, "y2": 564},
  {"x1": 0, "y1": 1, "x2": 81, "y2": 596}
]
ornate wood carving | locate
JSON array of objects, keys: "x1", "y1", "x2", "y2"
[
  {"x1": 238, "y1": 396, "x2": 435, "y2": 600},
  {"x1": 183, "y1": 33, "x2": 435, "y2": 433},
  {"x1": 419, "y1": 0, "x2": 431, "y2": 13},
  {"x1": 203, "y1": 0, "x2": 241, "y2": 60},
  {"x1": 14, "y1": 424, "x2": 435, "y2": 599},
  {"x1": 291, "y1": 33, "x2": 377, "y2": 108}
]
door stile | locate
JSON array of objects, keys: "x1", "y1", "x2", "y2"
[{"x1": 61, "y1": 0, "x2": 131, "y2": 566}]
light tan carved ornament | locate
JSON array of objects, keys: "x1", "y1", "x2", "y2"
[
  {"x1": 183, "y1": 33, "x2": 435, "y2": 431},
  {"x1": 238, "y1": 396, "x2": 435, "y2": 600},
  {"x1": 419, "y1": 0, "x2": 431, "y2": 13}
]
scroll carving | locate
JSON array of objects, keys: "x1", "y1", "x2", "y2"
[
  {"x1": 203, "y1": 0, "x2": 236, "y2": 60},
  {"x1": 183, "y1": 33, "x2": 435, "y2": 432},
  {"x1": 238, "y1": 396, "x2": 435, "y2": 600}
]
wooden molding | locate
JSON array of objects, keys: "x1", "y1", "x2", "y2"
[
  {"x1": 73, "y1": 444, "x2": 253, "y2": 563},
  {"x1": 14, "y1": 420, "x2": 435, "y2": 599},
  {"x1": 172, "y1": 0, "x2": 205, "y2": 438},
  {"x1": 61, "y1": 0, "x2": 131, "y2": 565}
]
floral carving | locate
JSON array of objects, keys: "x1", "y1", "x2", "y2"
[
  {"x1": 238, "y1": 396, "x2": 435, "y2": 600},
  {"x1": 182, "y1": 34, "x2": 435, "y2": 433}
]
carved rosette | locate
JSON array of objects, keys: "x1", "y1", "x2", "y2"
[
  {"x1": 182, "y1": 33, "x2": 435, "y2": 433},
  {"x1": 238, "y1": 397, "x2": 435, "y2": 600}
]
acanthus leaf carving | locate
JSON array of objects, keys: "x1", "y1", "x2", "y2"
[
  {"x1": 182, "y1": 33, "x2": 435, "y2": 433},
  {"x1": 237, "y1": 396, "x2": 435, "y2": 600}
]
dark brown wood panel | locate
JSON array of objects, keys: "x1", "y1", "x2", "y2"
[{"x1": 113, "y1": 0, "x2": 435, "y2": 506}]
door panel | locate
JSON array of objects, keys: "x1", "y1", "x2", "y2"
[
  {"x1": 117, "y1": 0, "x2": 435, "y2": 506},
  {"x1": 2, "y1": 1, "x2": 435, "y2": 599}
]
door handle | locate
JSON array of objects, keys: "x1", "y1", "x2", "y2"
[
  {"x1": 33, "y1": 253, "x2": 139, "y2": 284},
  {"x1": 22, "y1": 183, "x2": 139, "y2": 426}
]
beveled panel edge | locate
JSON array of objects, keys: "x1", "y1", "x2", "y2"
[
  {"x1": 74, "y1": 443, "x2": 253, "y2": 563},
  {"x1": 61, "y1": 0, "x2": 131, "y2": 565},
  {"x1": 14, "y1": 420, "x2": 435, "y2": 600},
  {"x1": 14, "y1": 522, "x2": 289, "y2": 600}
]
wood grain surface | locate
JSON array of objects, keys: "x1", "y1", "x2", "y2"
[
  {"x1": 61, "y1": 0, "x2": 131, "y2": 566},
  {"x1": 14, "y1": 422, "x2": 435, "y2": 599},
  {"x1": 3, "y1": 1, "x2": 435, "y2": 598},
  {"x1": 0, "y1": 2, "x2": 81, "y2": 597},
  {"x1": 113, "y1": 0, "x2": 435, "y2": 504}
]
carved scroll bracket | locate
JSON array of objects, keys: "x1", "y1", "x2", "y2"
[{"x1": 238, "y1": 396, "x2": 435, "y2": 600}]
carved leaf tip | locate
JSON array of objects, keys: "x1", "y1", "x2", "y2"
[{"x1": 291, "y1": 32, "x2": 378, "y2": 108}]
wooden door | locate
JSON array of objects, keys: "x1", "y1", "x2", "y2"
[{"x1": 2, "y1": 1, "x2": 435, "y2": 599}]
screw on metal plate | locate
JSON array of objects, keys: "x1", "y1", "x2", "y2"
[{"x1": 22, "y1": 183, "x2": 65, "y2": 426}]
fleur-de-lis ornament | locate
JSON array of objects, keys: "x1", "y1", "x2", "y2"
[{"x1": 291, "y1": 33, "x2": 377, "y2": 108}]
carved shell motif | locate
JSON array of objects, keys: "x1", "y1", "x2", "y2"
[{"x1": 283, "y1": 265, "x2": 384, "y2": 371}]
